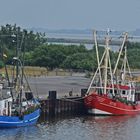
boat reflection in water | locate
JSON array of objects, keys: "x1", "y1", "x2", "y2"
[{"x1": 83, "y1": 115, "x2": 139, "y2": 140}]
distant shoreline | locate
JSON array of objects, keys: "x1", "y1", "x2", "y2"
[{"x1": 47, "y1": 37, "x2": 137, "y2": 46}]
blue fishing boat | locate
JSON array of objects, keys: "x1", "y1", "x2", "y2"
[
  {"x1": 0, "y1": 34, "x2": 41, "y2": 128},
  {"x1": 0, "y1": 57, "x2": 41, "y2": 128},
  {"x1": 0, "y1": 108, "x2": 40, "y2": 128}
]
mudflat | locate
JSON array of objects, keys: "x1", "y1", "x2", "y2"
[{"x1": 28, "y1": 76, "x2": 90, "y2": 99}]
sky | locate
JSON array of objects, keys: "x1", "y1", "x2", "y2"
[{"x1": 0, "y1": 0, "x2": 140, "y2": 30}]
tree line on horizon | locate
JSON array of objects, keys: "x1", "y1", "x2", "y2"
[{"x1": 0, "y1": 24, "x2": 140, "y2": 71}]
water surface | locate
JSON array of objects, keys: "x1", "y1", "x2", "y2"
[{"x1": 1, "y1": 115, "x2": 140, "y2": 140}]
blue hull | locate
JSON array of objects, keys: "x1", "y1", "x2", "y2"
[{"x1": 0, "y1": 109, "x2": 40, "y2": 128}]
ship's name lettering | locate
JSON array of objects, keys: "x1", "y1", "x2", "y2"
[
  {"x1": 97, "y1": 97, "x2": 105, "y2": 102},
  {"x1": 109, "y1": 102, "x2": 116, "y2": 106}
]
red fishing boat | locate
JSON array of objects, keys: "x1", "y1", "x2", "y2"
[{"x1": 84, "y1": 30, "x2": 140, "y2": 115}]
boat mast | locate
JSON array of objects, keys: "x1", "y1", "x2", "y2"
[
  {"x1": 121, "y1": 45, "x2": 127, "y2": 84},
  {"x1": 16, "y1": 30, "x2": 19, "y2": 82},
  {"x1": 113, "y1": 33, "x2": 128, "y2": 75},
  {"x1": 103, "y1": 29, "x2": 110, "y2": 94},
  {"x1": 94, "y1": 30, "x2": 103, "y2": 87},
  {"x1": 86, "y1": 30, "x2": 106, "y2": 94},
  {"x1": 86, "y1": 29, "x2": 114, "y2": 95},
  {"x1": 13, "y1": 29, "x2": 25, "y2": 115},
  {"x1": 86, "y1": 50, "x2": 106, "y2": 94}
]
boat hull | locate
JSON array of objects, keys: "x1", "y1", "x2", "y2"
[
  {"x1": 84, "y1": 93, "x2": 140, "y2": 115},
  {"x1": 0, "y1": 109, "x2": 40, "y2": 128}
]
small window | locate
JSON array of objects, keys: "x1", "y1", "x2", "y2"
[
  {"x1": 122, "y1": 90, "x2": 126, "y2": 95},
  {"x1": 114, "y1": 90, "x2": 117, "y2": 94},
  {"x1": 110, "y1": 90, "x2": 112, "y2": 93}
]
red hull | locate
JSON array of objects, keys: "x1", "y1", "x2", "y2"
[{"x1": 84, "y1": 92, "x2": 140, "y2": 115}]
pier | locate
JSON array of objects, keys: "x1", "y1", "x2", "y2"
[{"x1": 39, "y1": 89, "x2": 87, "y2": 121}]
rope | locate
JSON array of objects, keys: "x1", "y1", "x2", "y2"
[{"x1": 59, "y1": 97, "x2": 84, "y2": 104}]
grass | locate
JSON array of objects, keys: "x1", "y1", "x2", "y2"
[
  {"x1": 0, "y1": 66, "x2": 73, "y2": 77},
  {"x1": 1, "y1": 66, "x2": 140, "y2": 81}
]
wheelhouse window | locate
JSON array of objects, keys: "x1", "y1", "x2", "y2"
[{"x1": 122, "y1": 90, "x2": 126, "y2": 95}]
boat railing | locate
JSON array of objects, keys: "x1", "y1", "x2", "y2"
[{"x1": 90, "y1": 86, "x2": 114, "y2": 89}]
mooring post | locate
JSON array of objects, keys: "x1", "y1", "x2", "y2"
[
  {"x1": 81, "y1": 88, "x2": 87, "y2": 97},
  {"x1": 49, "y1": 91, "x2": 57, "y2": 117}
]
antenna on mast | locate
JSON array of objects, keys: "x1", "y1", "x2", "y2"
[{"x1": 107, "y1": 28, "x2": 111, "y2": 35}]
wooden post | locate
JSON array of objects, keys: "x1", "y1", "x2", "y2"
[
  {"x1": 81, "y1": 89, "x2": 87, "y2": 97},
  {"x1": 49, "y1": 91, "x2": 57, "y2": 117}
]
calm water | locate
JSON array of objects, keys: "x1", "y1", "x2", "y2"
[
  {"x1": 1, "y1": 115, "x2": 140, "y2": 140},
  {"x1": 47, "y1": 32, "x2": 120, "y2": 51}
]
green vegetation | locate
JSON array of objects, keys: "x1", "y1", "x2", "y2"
[{"x1": 0, "y1": 24, "x2": 140, "y2": 71}]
